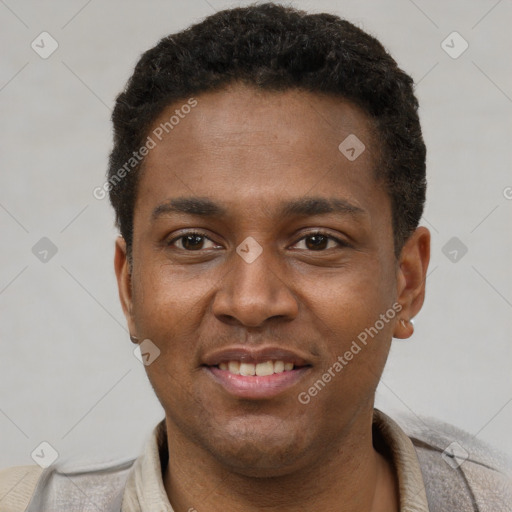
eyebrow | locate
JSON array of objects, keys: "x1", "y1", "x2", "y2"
[
  {"x1": 279, "y1": 197, "x2": 365, "y2": 218},
  {"x1": 151, "y1": 196, "x2": 366, "y2": 221},
  {"x1": 152, "y1": 197, "x2": 227, "y2": 220}
]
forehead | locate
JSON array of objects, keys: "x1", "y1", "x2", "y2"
[
  {"x1": 148, "y1": 83, "x2": 376, "y2": 156},
  {"x1": 135, "y1": 83, "x2": 387, "y2": 223}
]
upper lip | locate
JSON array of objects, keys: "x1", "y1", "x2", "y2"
[{"x1": 202, "y1": 346, "x2": 312, "y2": 367}]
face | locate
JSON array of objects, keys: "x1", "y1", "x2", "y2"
[{"x1": 115, "y1": 83, "x2": 430, "y2": 477}]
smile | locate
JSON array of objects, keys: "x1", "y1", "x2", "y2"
[
  {"x1": 217, "y1": 360, "x2": 295, "y2": 376},
  {"x1": 202, "y1": 346, "x2": 312, "y2": 399}
]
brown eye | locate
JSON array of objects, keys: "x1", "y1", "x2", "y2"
[
  {"x1": 181, "y1": 234, "x2": 205, "y2": 250},
  {"x1": 305, "y1": 234, "x2": 329, "y2": 250},
  {"x1": 293, "y1": 232, "x2": 344, "y2": 251},
  {"x1": 168, "y1": 232, "x2": 218, "y2": 251}
]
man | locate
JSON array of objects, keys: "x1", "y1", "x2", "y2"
[{"x1": 1, "y1": 3, "x2": 511, "y2": 511}]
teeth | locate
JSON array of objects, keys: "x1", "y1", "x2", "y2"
[
  {"x1": 217, "y1": 360, "x2": 296, "y2": 376},
  {"x1": 274, "y1": 360, "x2": 285, "y2": 373},
  {"x1": 239, "y1": 362, "x2": 256, "y2": 376},
  {"x1": 228, "y1": 361, "x2": 240, "y2": 374},
  {"x1": 255, "y1": 361, "x2": 274, "y2": 376}
]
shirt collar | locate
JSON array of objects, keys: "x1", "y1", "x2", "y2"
[
  {"x1": 373, "y1": 409, "x2": 430, "y2": 511},
  {"x1": 122, "y1": 409, "x2": 429, "y2": 512}
]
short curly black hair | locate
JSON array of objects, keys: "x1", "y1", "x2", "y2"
[{"x1": 107, "y1": 2, "x2": 426, "y2": 259}]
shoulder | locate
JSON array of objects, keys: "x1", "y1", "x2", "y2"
[
  {"x1": 394, "y1": 412, "x2": 512, "y2": 511},
  {"x1": 0, "y1": 456, "x2": 136, "y2": 512},
  {"x1": 0, "y1": 465, "x2": 44, "y2": 512}
]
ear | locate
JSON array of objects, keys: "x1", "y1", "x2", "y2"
[
  {"x1": 393, "y1": 226, "x2": 430, "y2": 339},
  {"x1": 114, "y1": 236, "x2": 137, "y2": 338}
]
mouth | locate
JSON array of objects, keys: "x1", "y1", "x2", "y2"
[
  {"x1": 202, "y1": 346, "x2": 312, "y2": 399},
  {"x1": 213, "y1": 359, "x2": 299, "y2": 375}
]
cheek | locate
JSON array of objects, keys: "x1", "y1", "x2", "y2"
[
  {"x1": 133, "y1": 256, "x2": 209, "y2": 326},
  {"x1": 306, "y1": 257, "x2": 394, "y2": 328},
  {"x1": 131, "y1": 263, "x2": 200, "y2": 369},
  {"x1": 303, "y1": 260, "x2": 396, "y2": 381}
]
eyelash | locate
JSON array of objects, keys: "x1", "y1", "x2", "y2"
[
  {"x1": 167, "y1": 230, "x2": 348, "y2": 251},
  {"x1": 167, "y1": 231, "x2": 219, "y2": 250},
  {"x1": 294, "y1": 231, "x2": 348, "y2": 250}
]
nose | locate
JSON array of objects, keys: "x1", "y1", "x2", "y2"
[{"x1": 211, "y1": 244, "x2": 299, "y2": 328}]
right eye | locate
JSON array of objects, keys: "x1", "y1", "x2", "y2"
[{"x1": 167, "y1": 231, "x2": 220, "y2": 251}]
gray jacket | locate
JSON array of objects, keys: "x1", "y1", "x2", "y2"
[{"x1": 1, "y1": 412, "x2": 511, "y2": 511}]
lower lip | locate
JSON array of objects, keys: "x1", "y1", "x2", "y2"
[{"x1": 205, "y1": 366, "x2": 310, "y2": 399}]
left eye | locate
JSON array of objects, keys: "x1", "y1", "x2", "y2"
[
  {"x1": 293, "y1": 233, "x2": 343, "y2": 251},
  {"x1": 169, "y1": 233, "x2": 218, "y2": 251}
]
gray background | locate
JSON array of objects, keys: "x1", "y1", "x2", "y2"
[{"x1": 1, "y1": 0, "x2": 511, "y2": 468}]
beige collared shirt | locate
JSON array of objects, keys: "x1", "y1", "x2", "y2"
[{"x1": 121, "y1": 409, "x2": 430, "y2": 511}]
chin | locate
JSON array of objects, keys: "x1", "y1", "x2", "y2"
[
  {"x1": 201, "y1": 421, "x2": 312, "y2": 478},
  {"x1": 212, "y1": 443, "x2": 306, "y2": 478}
]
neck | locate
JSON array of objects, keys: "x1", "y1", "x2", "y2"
[{"x1": 163, "y1": 408, "x2": 399, "y2": 512}]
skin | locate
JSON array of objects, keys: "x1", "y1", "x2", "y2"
[{"x1": 115, "y1": 83, "x2": 430, "y2": 512}]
